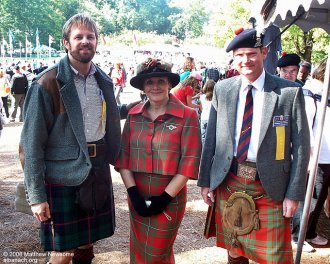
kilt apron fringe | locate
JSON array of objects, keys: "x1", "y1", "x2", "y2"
[
  {"x1": 214, "y1": 172, "x2": 293, "y2": 264},
  {"x1": 129, "y1": 173, "x2": 187, "y2": 264},
  {"x1": 40, "y1": 169, "x2": 115, "y2": 252}
]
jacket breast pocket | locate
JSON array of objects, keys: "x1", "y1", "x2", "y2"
[{"x1": 45, "y1": 146, "x2": 80, "y2": 161}]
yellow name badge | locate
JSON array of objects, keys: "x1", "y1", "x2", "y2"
[
  {"x1": 275, "y1": 126, "x2": 285, "y2": 160},
  {"x1": 273, "y1": 115, "x2": 288, "y2": 160},
  {"x1": 101, "y1": 100, "x2": 107, "y2": 133}
]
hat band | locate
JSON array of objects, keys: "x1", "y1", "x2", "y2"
[{"x1": 139, "y1": 67, "x2": 169, "y2": 75}]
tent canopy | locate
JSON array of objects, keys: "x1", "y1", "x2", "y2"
[{"x1": 256, "y1": 0, "x2": 330, "y2": 33}]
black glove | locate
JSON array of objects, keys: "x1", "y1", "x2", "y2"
[
  {"x1": 148, "y1": 191, "x2": 173, "y2": 215},
  {"x1": 127, "y1": 186, "x2": 151, "y2": 217}
]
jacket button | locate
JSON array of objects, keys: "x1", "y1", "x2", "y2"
[
  {"x1": 227, "y1": 156, "x2": 231, "y2": 160},
  {"x1": 87, "y1": 163, "x2": 90, "y2": 166},
  {"x1": 224, "y1": 168, "x2": 227, "y2": 172}
]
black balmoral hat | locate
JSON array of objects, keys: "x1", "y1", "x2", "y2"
[
  {"x1": 277, "y1": 52, "x2": 301, "y2": 68},
  {"x1": 130, "y1": 58, "x2": 180, "y2": 90},
  {"x1": 226, "y1": 28, "x2": 264, "y2": 52}
]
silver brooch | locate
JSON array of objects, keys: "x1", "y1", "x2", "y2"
[{"x1": 166, "y1": 125, "x2": 177, "y2": 131}]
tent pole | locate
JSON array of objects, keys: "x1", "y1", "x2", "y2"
[
  {"x1": 265, "y1": 10, "x2": 305, "y2": 48},
  {"x1": 295, "y1": 44, "x2": 330, "y2": 264}
]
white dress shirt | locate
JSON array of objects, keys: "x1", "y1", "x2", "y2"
[
  {"x1": 234, "y1": 70, "x2": 265, "y2": 162},
  {"x1": 304, "y1": 79, "x2": 330, "y2": 164},
  {"x1": 70, "y1": 64, "x2": 105, "y2": 142}
]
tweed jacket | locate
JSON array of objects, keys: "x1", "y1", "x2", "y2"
[
  {"x1": 19, "y1": 56, "x2": 122, "y2": 205},
  {"x1": 198, "y1": 72, "x2": 310, "y2": 201}
]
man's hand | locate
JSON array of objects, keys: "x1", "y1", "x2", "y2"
[
  {"x1": 282, "y1": 198, "x2": 299, "y2": 218},
  {"x1": 201, "y1": 187, "x2": 214, "y2": 206},
  {"x1": 31, "y1": 202, "x2": 51, "y2": 222}
]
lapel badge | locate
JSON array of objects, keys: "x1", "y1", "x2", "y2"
[{"x1": 166, "y1": 124, "x2": 177, "y2": 131}]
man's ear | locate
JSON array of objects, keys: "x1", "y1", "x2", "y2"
[{"x1": 63, "y1": 39, "x2": 69, "y2": 51}]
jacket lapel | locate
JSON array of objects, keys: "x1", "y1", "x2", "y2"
[
  {"x1": 258, "y1": 73, "x2": 278, "y2": 148},
  {"x1": 56, "y1": 56, "x2": 87, "y2": 154},
  {"x1": 95, "y1": 69, "x2": 120, "y2": 133},
  {"x1": 60, "y1": 80, "x2": 87, "y2": 148},
  {"x1": 226, "y1": 77, "x2": 241, "y2": 143}
]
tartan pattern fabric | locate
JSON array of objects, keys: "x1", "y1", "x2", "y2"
[
  {"x1": 237, "y1": 85, "x2": 253, "y2": 163},
  {"x1": 214, "y1": 172, "x2": 293, "y2": 264},
  {"x1": 40, "y1": 177, "x2": 115, "y2": 252},
  {"x1": 115, "y1": 94, "x2": 201, "y2": 179},
  {"x1": 129, "y1": 173, "x2": 186, "y2": 263}
]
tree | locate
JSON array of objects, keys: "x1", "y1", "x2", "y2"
[
  {"x1": 281, "y1": 25, "x2": 329, "y2": 64},
  {"x1": 169, "y1": 0, "x2": 208, "y2": 40},
  {"x1": 0, "y1": 0, "x2": 70, "y2": 50},
  {"x1": 212, "y1": 0, "x2": 252, "y2": 49},
  {"x1": 114, "y1": 0, "x2": 175, "y2": 34}
]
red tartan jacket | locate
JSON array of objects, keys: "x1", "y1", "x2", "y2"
[{"x1": 115, "y1": 94, "x2": 201, "y2": 179}]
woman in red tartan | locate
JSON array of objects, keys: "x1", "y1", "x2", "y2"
[{"x1": 115, "y1": 58, "x2": 202, "y2": 263}]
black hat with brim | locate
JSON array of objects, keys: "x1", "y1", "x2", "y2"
[
  {"x1": 130, "y1": 71, "x2": 180, "y2": 91},
  {"x1": 277, "y1": 53, "x2": 301, "y2": 68},
  {"x1": 130, "y1": 58, "x2": 180, "y2": 91}
]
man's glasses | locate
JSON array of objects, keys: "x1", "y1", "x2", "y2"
[{"x1": 280, "y1": 69, "x2": 298, "y2": 76}]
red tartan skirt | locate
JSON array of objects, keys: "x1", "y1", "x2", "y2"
[
  {"x1": 215, "y1": 172, "x2": 293, "y2": 264},
  {"x1": 129, "y1": 173, "x2": 186, "y2": 264}
]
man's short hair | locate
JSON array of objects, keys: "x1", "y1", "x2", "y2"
[
  {"x1": 62, "y1": 13, "x2": 98, "y2": 52},
  {"x1": 300, "y1": 61, "x2": 312, "y2": 72}
]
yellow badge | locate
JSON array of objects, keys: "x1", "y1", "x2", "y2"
[
  {"x1": 275, "y1": 126, "x2": 285, "y2": 160},
  {"x1": 101, "y1": 100, "x2": 107, "y2": 133}
]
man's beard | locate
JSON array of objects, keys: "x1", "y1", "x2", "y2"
[{"x1": 69, "y1": 44, "x2": 96, "y2": 63}]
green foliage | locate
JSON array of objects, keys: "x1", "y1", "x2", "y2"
[
  {"x1": 212, "y1": 0, "x2": 252, "y2": 48},
  {"x1": 169, "y1": 0, "x2": 208, "y2": 39},
  {"x1": 0, "y1": 0, "x2": 327, "y2": 64},
  {"x1": 0, "y1": 0, "x2": 69, "y2": 49},
  {"x1": 281, "y1": 25, "x2": 329, "y2": 64},
  {"x1": 114, "y1": 0, "x2": 175, "y2": 34}
]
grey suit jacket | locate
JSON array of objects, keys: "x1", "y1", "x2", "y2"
[
  {"x1": 20, "y1": 56, "x2": 122, "y2": 205},
  {"x1": 198, "y1": 73, "x2": 310, "y2": 201}
]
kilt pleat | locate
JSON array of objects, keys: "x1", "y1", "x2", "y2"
[
  {"x1": 215, "y1": 172, "x2": 293, "y2": 264},
  {"x1": 130, "y1": 173, "x2": 186, "y2": 264},
  {"x1": 40, "y1": 172, "x2": 115, "y2": 252}
]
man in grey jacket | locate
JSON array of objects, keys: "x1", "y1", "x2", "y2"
[
  {"x1": 198, "y1": 28, "x2": 310, "y2": 264},
  {"x1": 19, "y1": 14, "x2": 133, "y2": 264}
]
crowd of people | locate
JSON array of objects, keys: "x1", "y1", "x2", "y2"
[{"x1": 0, "y1": 12, "x2": 328, "y2": 264}]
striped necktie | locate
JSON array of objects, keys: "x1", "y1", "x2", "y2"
[{"x1": 236, "y1": 84, "x2": 254, "y2": 163}]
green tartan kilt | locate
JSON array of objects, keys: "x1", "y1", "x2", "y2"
[
  {"x1": 215, "y1": 172, "x2": 293, "y2": 264},
  {"x1": 40, "y1": 170, "x2": 115, "y2": 252},
  {"x1": 129, "y1": 173, "x2": 187, "y2": 264}
]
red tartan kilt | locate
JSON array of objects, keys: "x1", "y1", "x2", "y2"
[
  {"x1": 129, "y1": 173, "x2": 187, "y2": 264},
  {"x1": 215, "y1": 172, "x2": 293, "y2": 264}
]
